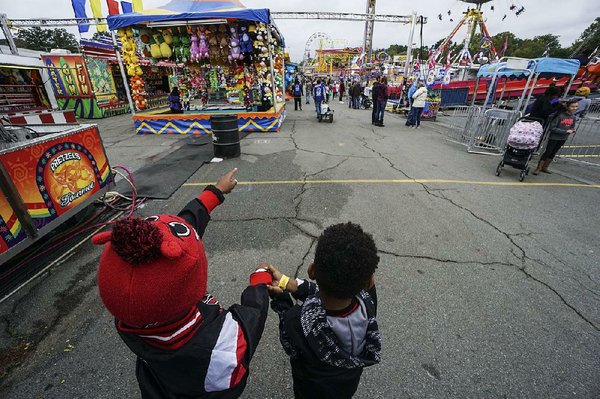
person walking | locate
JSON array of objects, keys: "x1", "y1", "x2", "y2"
[
  {"x1": 313, "y1": 79, "x2": 326, "y2": 118},
  {"x1": 405, "y1": 79, "x2": 417, "y2": 126},
  {"x1": 293, "y1": 78, "x2": 304, "y2": 111},
  {"x1": 410, "y1": 81, "x2": 428, "y2": 129},
  {"x1": 305, "y1": 79, "x2": 313, "y2": 105},
  {"x1": 352, "y1": 81, "x2": 362, "y2": 109},
  {"x1": 533, "y1": 100, "x2": 578, "y2": 175},
  {"x1": 371, "y1": 78, "x2": 380, "y2": 124},
  {"x1": 333, "y1": 82, "x2": 338, "y2": 100},
  {"x1": 339, "y1": 80, "x2": 345, "y2": 104},
  {"x1": 374, "y1": 77, "x2": 388, "y2": 127}
]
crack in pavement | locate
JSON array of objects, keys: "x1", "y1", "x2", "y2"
[
  {"x1": 358, "y1": 130, "x2": 600, "y2": 332},
  {"x1": 378, "y1": 249, "x2": 516, "y2": 268}
]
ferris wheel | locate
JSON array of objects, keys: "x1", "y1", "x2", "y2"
[{"x1": 302, "y1": 32, "x2": 334, "y2": 66}]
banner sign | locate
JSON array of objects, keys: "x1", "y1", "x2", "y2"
[
  {"x1": 0, "y1": 126, "x2": 111, "y2": 234},
  {"x1": 42, "y1": 54, "x2": 93, "y2": 99}
]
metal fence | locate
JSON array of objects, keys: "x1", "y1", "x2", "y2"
[
  {"x1": 438, "y1": 105, "x2": 521, "y2": 154},
  {"x1": 467, "y1": 108, "x2": 522, "y2": 153},
  {"x1": 556, "y1": 116, "x2": 600, "y2": 162},
  {"x1": 438, "y1": 106, "x2": 481, "y2": 146}
]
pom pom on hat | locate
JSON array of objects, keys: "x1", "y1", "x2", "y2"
[{"x1": 111, "y1": 218, "x2": 162, "y2": 264}]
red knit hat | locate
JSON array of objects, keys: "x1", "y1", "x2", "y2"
[{"x1": 93, "y1": 215, "x2": 208, "y2": 327}]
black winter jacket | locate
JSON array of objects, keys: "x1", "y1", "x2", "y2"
[
  {"x1": 271, "y1": 280, "x2": 381, "y2": 399},
  {"x1": 116, "y1": 187, "x2": 270, "y2": 399}
]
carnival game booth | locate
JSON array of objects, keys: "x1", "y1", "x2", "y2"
[
  {"x1": 0, "y1": 47, "x2": 57, "y2": 114},
  {"x1": 0, "y1": 123, "x2": 112, "y2": 264},
  {"x1": 107, "y1": 0, "x2": 286, "y2": 134},
  {"x1": 81, "y1": 37, "x2": 184, "y2": 117}
]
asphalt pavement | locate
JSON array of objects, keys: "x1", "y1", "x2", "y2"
[{"x1": 1, "y1": 100, "x2": 599, "y2": 398}]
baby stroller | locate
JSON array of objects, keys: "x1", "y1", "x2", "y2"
[
  {"x1": 318, "y1": 103, "x2": 334, "y2": 123},
  {"x1": 495, "y1": 116, "x2": 544, "y2": 182}
]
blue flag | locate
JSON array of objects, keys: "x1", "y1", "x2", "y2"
[
  {"x1": 71, "y1": 0, "x2": 90, "y2": 33},
  {"x1": 121, "y1": 1, "x2": 133, "y2": 13},
  {"x1": 71, "y1": 0, "x2": 89, "y2": 33}
]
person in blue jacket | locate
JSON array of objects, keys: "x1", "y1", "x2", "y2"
[{"x1": 313, "y1": 79, "x2": 326, "y2": 117}]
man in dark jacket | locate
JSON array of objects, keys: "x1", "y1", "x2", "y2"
[
  {"x1": 374, "y1": 77, "x2": 388, "y2": 127},
  {"x1": 93, "y1": 169, "x2": 273, "y2": 399},
  {"x1": 293, "y1": 78, "x2": 304, "y2": 111},
  {"x1": 371, "y1": 78, "x2": 380, "y2": 124},
  {"x1": 352, "y1": 81, "x2": 362, "y2": 109},
  {"x1": 267, "y1": 222, "x2": 381, "y2": 399}
]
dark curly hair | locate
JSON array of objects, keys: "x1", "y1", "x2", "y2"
[{"x1": 313, "y1": 222, "x2": 379, "y2": 299}]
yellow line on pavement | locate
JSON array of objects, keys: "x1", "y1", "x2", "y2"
[
  {"x1": 182, "y1": 179, "x2": 600, "y2": 189},
  {"x1": 560, "y1": 154, "x2": 600, "y2": 158},
  {"x1": 562, "y1": 145, "x2": 600, "y2": 148}
]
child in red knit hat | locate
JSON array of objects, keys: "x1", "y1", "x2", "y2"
[{"x1": 93, "y1": 168, "x2": 273, "y2": 399}]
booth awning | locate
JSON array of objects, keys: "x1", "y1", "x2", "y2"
[
  {"x1": 107, "y1": 0, "x2": 272, "y2": 30},
  {"x1": 477, "y1": 58, "x2": 581, "y2": 79}
]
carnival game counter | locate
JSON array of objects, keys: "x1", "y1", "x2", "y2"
[
  {"x1": 133, "y1": 103, "x2": 286, "y2": 134},
  {"x1": 0, "y1": 124, "x2": 111, "y2": 263}
]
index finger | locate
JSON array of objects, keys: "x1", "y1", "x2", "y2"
[{"x1": 225, "y1": 168, "x2": 238, "y2": 180}]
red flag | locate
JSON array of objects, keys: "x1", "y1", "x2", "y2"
[
  {"x1": 106, "y1": 0, "x2": 120, "y2": 15},
  {"x1": 445, "y1": 52, "x2": 452, "y2": 70}
]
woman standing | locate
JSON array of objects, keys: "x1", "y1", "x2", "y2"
[
  {"x1": 168, "y1": 87, "x2": 183, "y2": 114},
  {"x1": 533, "y1": 100, "x2": 579, "y2": 175},
  {"x1": 410, "y1": 81, "x2": 427, "y2": 129}
]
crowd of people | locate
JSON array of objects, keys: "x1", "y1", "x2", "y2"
[{"x1": 289, "y1": 75, "x2": 430, "y2": 130}]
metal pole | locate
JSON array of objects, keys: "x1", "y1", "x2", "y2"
[
  {"x1": 404, "y1": 12, "x2": 417, "y2": 79},
  {"x1": 563, "y1": 74, "x2": 576, "y2": 99},
  {"x1": 499, "y1": 78, "x2": 507, "y2": 103},
  {"x1": 267, "y1": 25, "x2": 278, "y2": 108},
  {"x1": 471, "y1": 77, "x2": 480, "y2": 106},
  {"x1": 520, "y1": 73, "x2": 538, "y2": 112},
  {"x1": 482, "y1": 70, "x2": 498, "y2": 109},
  {"x1": 111, "y1": 30, "x2": 136, "y2": 115},
  {"x1": 0, "y1": 14, "x2": 19, "y2": 55}
]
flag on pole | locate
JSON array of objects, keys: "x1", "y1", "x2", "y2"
[
  {"x1": 132, "y1": 0, "x2": 143, "y2": 12},
  {"x1": 90, "y1": 0, "x2": 107, "y2": 32},
  {"x1": 542, "y1": 47, "x2": 549, "y2": 57},
  {"x1": 106, "y1": 0, "x2": 120, "y2": 15},
  {"x1": 71, "y1": 0, "x2": 90, "y2": 33},
  {"x1": 445, "y1": 52, "x2": 452, "y2": 70},
  {"x1": 501, "y1": 36, "x2": 508, "y2": 57},
  {"x1": 121, "y1": 1, "x2": 133, "y2": 13}
]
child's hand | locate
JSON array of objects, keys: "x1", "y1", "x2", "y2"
[
  {"x1": 215, "y1": 168, "x2": 238, "y2": 194},
  {"x1": 261, "y1": 263, "x2": 298, "y2": 295}
]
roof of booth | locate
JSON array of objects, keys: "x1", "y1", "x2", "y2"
[
  {"x1": 107, "y1": 0, "x2": 272, "y2": 30},
  {"x1": 477, "y1": 58, "x2": 581, "y2": 79}
]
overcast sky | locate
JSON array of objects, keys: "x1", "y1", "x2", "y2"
[{"x1": 2, "y1": 0, "x2": 597, "y2": 61}]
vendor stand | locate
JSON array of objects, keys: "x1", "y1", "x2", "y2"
[
  {"x1": 0, "y1": 47, "x2": 57, "y2": 114},
  {"x1": 0, "y1": 124, "x2": 112, "y2": 263},
  {"x1": 107, "y1": 0, "x2": 286, "y2": 134}
]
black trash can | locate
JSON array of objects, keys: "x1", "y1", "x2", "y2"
[{"x1": 210, "y1": 115, "x2": 240, "y2": 158}]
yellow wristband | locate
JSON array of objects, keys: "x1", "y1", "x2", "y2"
[{"x1": 278, "y1": 275, "x2": 290, "y2": 291}]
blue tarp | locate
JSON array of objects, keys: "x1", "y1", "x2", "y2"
[
  {"x1": 107, "y1": 0, "x2": 272, "y2": 30},
  {"x1": 477, "y1": 58, "x2": 581, "y2": 79}
]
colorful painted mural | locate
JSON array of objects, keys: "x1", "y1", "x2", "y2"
[{"x1": 42, "y1": 54, "x2": 104, "y2": 119}]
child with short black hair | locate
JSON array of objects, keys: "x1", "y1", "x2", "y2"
[{"x1": 266, "y1": 222, "x2": 381, "y2": 399}]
